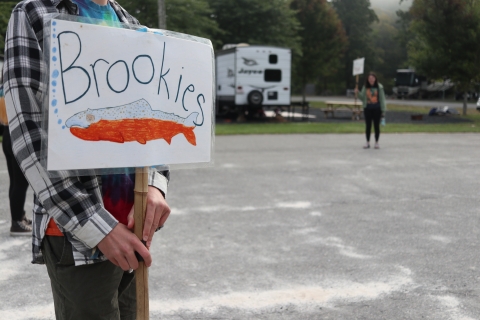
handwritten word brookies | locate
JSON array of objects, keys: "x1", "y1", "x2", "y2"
[{"x1": 56, "y1": 32, "x2": 205, "y2": 126}]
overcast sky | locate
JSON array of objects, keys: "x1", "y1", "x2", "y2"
[{"x1": 369, "y1": 0, "x2": 411, "y2": 12}]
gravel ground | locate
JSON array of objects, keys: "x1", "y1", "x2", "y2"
[{"x1": 2, "y1": 134, "x2": 480, "y2": 319}]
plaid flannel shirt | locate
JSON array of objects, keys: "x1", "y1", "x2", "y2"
[{"x1": 3, "y1": 0, "x2": 170, "y2": 265}]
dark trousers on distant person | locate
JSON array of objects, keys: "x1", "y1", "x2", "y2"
[
  {"x1": 2, "y1": 126, "x2": 29, "y2": 222},
  {"x1": 364, "y1": 106, "x2": 382, "y2": 142}
]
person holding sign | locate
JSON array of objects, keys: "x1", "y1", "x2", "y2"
[
  {"x1": 4, "y1": 0, "x2": 170, "y2": 319},
  {"x1": 355, "y1": 72, "x2": 386, "y2": 149}
]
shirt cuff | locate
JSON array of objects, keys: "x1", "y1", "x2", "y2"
[
  {"x1": 70, "y1": 206, "x2": 118, "y2": 249},
  {"x1": 148, "y1": 170, "x2": 168, "y2": 197}
]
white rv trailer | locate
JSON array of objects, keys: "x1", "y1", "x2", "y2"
[{"x1": 215, "y1": 45, "x2": 291, "y2": 116}]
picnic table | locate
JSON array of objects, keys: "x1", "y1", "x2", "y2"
[
  {"x1": 287, "y1": 101, "x2": 310, "y2": 121},
  {"x1": 324, "y1": 101, "x2": 363, "y2": 120}
]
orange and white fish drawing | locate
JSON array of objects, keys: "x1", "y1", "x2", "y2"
[{"x1": 65, "y1": 99, "x2": 198, "y2": 145}]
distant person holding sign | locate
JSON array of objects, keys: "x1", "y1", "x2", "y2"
[
  {"x1": 355, "y1": 72, "x2": 386, "y2": 149},
  {"x1": 4, "y1": 0, "x2": 171, "y2": 319},
  {"x1": 0, "y1": 83, "x2": 32, "y2": 236}
]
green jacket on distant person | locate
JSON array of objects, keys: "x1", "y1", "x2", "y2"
[{"x1": 358, "y1": 84, "x2": 387, "y2": 114}]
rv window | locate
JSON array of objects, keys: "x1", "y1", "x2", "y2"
[
  {"x1": 269, "y1": 54, "x2": 278, "y2": 64},
  {"x1": 264, "y1": 69, "x2": 282, "y2": 82}
]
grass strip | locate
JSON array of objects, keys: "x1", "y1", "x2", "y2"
[
  {"x1": 216, "y1": 121, "x2": 480, "y2": 135},
  {"x1": 216, "y1": 103, "x2": 480, "y2": 135}
]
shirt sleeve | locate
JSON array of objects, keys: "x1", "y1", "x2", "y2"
[
  {"x1": 149, "y1": 169, "x2": 169, "y2": 197},
  {"x1": 380, "y1": 87, "x2": 387, "y2": 113},
  {"x1": 358, "y1": 86, "x2": 366, "y2": 106},
  {"x1": 358, "y1": 87, "x2": 365, "y2": 101},
  {"x1": 3, "y1": 7, "x2": 118, "y2": 249}
]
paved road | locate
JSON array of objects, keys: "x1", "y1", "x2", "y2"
[
  {"x1": 292, "y1": 96, "x2": 479, "y2": 109},
  {"x1": 0, "y1": 133, "x2": 479, "y2": 319}
]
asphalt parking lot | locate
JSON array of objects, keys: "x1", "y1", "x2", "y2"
[{"x1": 0, "y1": 133, "x2": 479, "y2": 319}]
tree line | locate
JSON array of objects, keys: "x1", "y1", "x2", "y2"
[
  {"x1": 0, "y1": 0, "x2": 477, "y2": 114},
  {"x1": 117, "y1": 0, "x2": 410, "y2": 96},
  {"x1": 119, "y1": 0, "x2": 378, "y2": 94},
  {"x1": 0, "y1": 0, "x2": 404, "y2": 96}
]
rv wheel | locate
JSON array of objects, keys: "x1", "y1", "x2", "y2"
[{"x1": 248, "y1": 90, "x2": 263, "y2": 106}]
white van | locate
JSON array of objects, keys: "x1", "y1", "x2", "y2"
[{"x1": 215, "y1": 44, "x2": 291, "y2": 116}]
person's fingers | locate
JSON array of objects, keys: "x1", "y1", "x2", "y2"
[
  {"x1": 147, "y1": 204, "x2": 171, "y2": 248},
  {"x1": 141, "y1": 187, "x2": 171, "y2": 247},
  {"x1": 134, "y1": 240, "x2": 152, "y2": 267},
  {"x1": 146, "y1": 206, "x2": 162, "y2": 248},
  {"x1": 116, "y1": 255, "x2": 131, "y2": 272},
  {"x1": 146, "y1": 209, "x2": 169, "y2": 248},
  {"x1": 125, "y1": 250, "x2": 139, "y2": 271},
  {"x1": 159, "y1": 207, "x2": 170, "y2": 227},
  {"x1": 127, "y1": 206, "x2": 135, "y2": 230},
  {"x1": 97, "y1": 224, "x2": 147, "y2": 270},
  {"x1": 110, "y1": 257, "x2": 120, "y2": 268},
  {"x1": 143, "y1": 200, "x2": 155, "y2": 242}
]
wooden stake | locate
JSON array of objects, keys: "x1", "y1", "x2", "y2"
[
  {"x1": 158, "y1": 0, "x2": 166, "y2": 29},
  {"x1": 134, "y1": 167, "x2": 149, "y2": 320},
  {"x1": 355, "y1": 74, "x2": 359, "y2": 106}
]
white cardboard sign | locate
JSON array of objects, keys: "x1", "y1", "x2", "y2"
[
  {"x1": 352, "y1": 58, "x2": 365, "y2": 76},
  {"x1": 46, "y1": 18, "x2": 214, "y2": 171}
]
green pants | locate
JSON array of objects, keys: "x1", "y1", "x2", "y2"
[{"x1": 42, "y1": 236, "x2": 136, "y2": 320}]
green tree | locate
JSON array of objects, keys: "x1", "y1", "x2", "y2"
[
  {"x1": 407, "y1": 0, "x2": 480, "y2": 115},
  {"x1": 0, "y1": 2, "x2": 17, "y2": 54},
  {"x1": 395, "y1": 8, "x2": 412, "y2": 53},
  {"x1": 290, "y1": 0, "x2": 347, "y2": 101},
  {"x1": 370, "y1": 9, "x2": 408, "y2": 93},
  {"x1": 117, "y1": 0, "x2": 221, "y2": 42},
  {"x1": 165, "y1": 0, "x2": 222, "y2": 42},
  {"x1": 208, "y1": 0, "x2": 301, "y2": 52},
  {"x1": 331, "y1": 0, "x2": 378, "y2": 90},
  {"x1": 116, "y1": 0, "x2": 158, "y2": 27}
]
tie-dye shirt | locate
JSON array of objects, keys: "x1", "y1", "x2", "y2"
[
  {"x1": 101, "y1": 170, "x2": 135, "y2": 225},
  {"x1": 366, "y1": 88, "x2": 380, "y2": 108},
  {"x1": 73, "y1": 0, "x2": 134, "y2": 225},
  {"x1": 73, "y1": 0, "x2": 121, "y2": 26}
]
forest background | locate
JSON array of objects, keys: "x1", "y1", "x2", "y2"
[{"x1": 0, "y1": 0, "x2": 477, "y2": 101}]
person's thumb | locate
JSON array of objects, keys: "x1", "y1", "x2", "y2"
[{"x1": 127, "y1": 206, "x2": 135, "y2": 230}]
